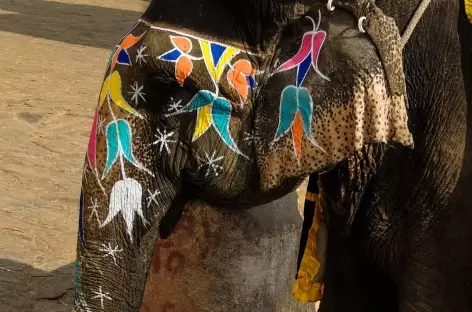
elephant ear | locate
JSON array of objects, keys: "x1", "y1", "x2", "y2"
[{"x1": 254, "y1": 8, "x2": 413, "y2": 190}]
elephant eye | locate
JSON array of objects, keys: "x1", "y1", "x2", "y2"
[{"x1": 337, "y1": 27, "x2": 362, "y2": 38}]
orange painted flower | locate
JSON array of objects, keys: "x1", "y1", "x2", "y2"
[
  {"x1": 109, "y1": 32, "x2": 146, "y2": 73},
  {"x1": 158, "y1": 36, "x2": 195, "y2": 86},
  {"x1": 227, "y1": 59, "x2": 257, "y2": 104}
]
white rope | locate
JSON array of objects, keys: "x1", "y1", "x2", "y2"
[{"x1": 400, "y1": 0, "x2": 431, "y2": 48}]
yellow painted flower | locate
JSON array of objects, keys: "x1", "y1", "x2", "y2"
[{"x1": 99, "y1": 71, "x2": 143, "y2": 118}]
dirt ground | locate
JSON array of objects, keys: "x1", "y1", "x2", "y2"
[
  {"x1": 0, "y1": 1, "x2": 147, "y2": 311},
  {"x1": 0, "y1": 1, "x2": 309, "y2": 311}
]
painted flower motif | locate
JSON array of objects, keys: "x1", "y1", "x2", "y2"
[
  {"x1": 158, "y1": 36, "x2": 195, "y2": 86},
  {"x1": 199, "y1": 40, "x2": 239, "y2": 87},
  {"x1": 274, "y1": 86, "x2": 325, "y2": 159},
  {"x1": 227, "y1": 59, "x2": 257, "y2": 104},
  {"x1": 102, "y1": 119, "x2": 151, "y2": 178},
  {"x1": 108, "y1": 31, "x2": 146, "y2": 73},
  {"x1": 99, "y1": 71, "x2": 143, "y2": 118},
  {"x1": 275, "y1": 12, "x2": 329, "y2": 85},
  {"x1": 100, "y1": 178, "x2": 147, "y2": 242},
  {"x1": 168, "y1": 90, "x2": 246, "y2": 157}
]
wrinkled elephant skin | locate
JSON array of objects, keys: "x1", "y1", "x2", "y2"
[
  {"x1": 141, "y1": 193, "x2": 314, "y2": 312},
  {"x1": 73, "y1": 0, "x2": 418, "y2": 311}
]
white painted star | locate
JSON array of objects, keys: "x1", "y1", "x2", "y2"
[
  {"x1": 129, "y1": 81, "x2": 146, "y2": 106},
  {"x1": 146, "y1": 189, "x2": 160, "y2": 208},
  {"x1": 88, "y1": 198, "x2": 101, "y2": 226},
  {"x1": 91, "y1": 286, "x2": 112, "y2": 309},
  {"x1": 198, "y1": 151, "x2": 224, "y2": 177},
  {"x1": 97, "y1": 116, "x2": 106, "y2": 134},
  {"x1": 135, "y1": 45, "x2": 149, "y2": 65},
  {"x1": 98, "y1": 243, "x2": 123, "y2": 265},
  {"x1": 151, "y1": 128, "x2": 175, "y2": 155},
  {"x1": 168, "y1": 97, "x2": 183, "y2": 113}
]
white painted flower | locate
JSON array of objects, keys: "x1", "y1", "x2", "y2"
[{"x1": 99, "y1": 178, "x2": 148, "y2": 241}]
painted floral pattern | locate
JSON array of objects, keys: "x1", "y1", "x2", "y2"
[
  {"x1": 273, "y1": 11, "x2": 328, "y2": 159},
  {"x1": 76, "y1": 10, "x2": 331, "y2": 310}
]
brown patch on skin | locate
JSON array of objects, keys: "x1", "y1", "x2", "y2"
[
  {"x1": 141, "y1": 196, "x2": 311, "y2": 312},
  {"x1": 161, "y1": 302, "x2": 176, "y2": 312},
  {"x1": 165, "y1": 251, "x2": 186, "y2": 273},
  {"x1": 141, "y1": 202, "x2": 217, "y2": 312},
  {"x1": 173, "y1": 214, "x2": 196, "y2": 236},
  {"x1": 158, "y1": 240, "x2": 174, "y2": 248}
]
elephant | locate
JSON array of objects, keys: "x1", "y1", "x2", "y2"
[{"x1": 73, "y1": 0, "x2": 471, "y2": 311}]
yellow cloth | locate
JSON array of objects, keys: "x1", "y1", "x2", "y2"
[
  {"x1": 466, "y1": 0, "x2": 472, "y2": 23},
  {"x1": 292, "y1": 190, "x2": 326, "y2": 303}
]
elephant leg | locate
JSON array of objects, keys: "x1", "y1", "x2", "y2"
[
  {"x1": 319, "y1": 223, "x2": 397, "y2": 312},
  {"x1": 75, "y1": 105, "x2": 182, "y2": 311}
]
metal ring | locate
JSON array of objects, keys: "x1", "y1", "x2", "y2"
[
  {"x1": 358, "y1": 16, "x2": 366, "y2": 33},
  {"x1": 327, "y1": 0, "x2": 335, "y2": 11}
]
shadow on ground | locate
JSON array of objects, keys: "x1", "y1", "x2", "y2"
[
  {"x1": 0, "y1": 259, "x2": 74, "y2": 312},
  {"x1": 0, "y1": 0, "x2": 146, "y2": 49}
]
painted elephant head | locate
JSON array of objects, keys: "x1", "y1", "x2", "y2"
[{"x1": 74, "y1": 1, "x2": 413, "y2": 311}]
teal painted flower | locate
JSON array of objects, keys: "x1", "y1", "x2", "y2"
[
  {"x1": 274, "y1": 85, "x2": 325, "y2": 158},
  {"x1": 168, "y1": 90, "x2": 247, "y2": 158},
  {"x1": 102, "y1": 119, "x2": 151, "y2": 178}
]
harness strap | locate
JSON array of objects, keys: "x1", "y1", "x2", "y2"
[{"x1": 400, "y1": 0, "x2": 431, "y2": 48}]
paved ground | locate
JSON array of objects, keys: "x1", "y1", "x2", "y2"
[{"x1": 0, "y1": 1, "x2": 310, "y2": 311}]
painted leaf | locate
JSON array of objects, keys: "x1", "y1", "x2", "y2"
[
  {"x1": 121, "y1": 33, "x2": 145, "y2": 50},
  {"x1": 175, "y1": 55, "x2": 193, "y2": 86},
  {"x1": 117, "y1": 49, "x2": 131, "y2": 65},
  {"x1": 99, "y1": 75, "x2": 110, "y2": 106},
  {"x1": 170, "y1": 36, "x2": 192, "y2": 53},
  {"x1": 116, "y1": 119, "x2": 137, "y2": 166},
  {"x1": 211, "y1": 97, "x2": 244, "y2": 156},
  {"x1": 181, "y1": 90, "x2": 215, "y2": 112},
  {"x1": 107, "y1": 71, "x2": 143, "y2": 118},
  {"x1": 100, "y1": 178, "x2": 145, "y2": 242},
  {"x1": 292, "y1": 112, "x2": 303, "y2": 158},
  {"x1": 275, "y1": 85, "x2": 299, "y2": 139},
  {"x1": 233, "y1": 59, "x2": 255, "y2": 75},
  {"x1": 159, "y1": 48, "x2": 182, "y2": 62},
  {"x1": 296, "y1": 87, "x2": 314, "y2": 139},
  {"x1": 311, "y1": 31, "x2": 326, "y2": 68},
  {"x1": 109, "y1": 50, "x2": 121, "y2": 73},
  {"x1": 102, "y1": 121, "x2": 120, "y2": 178},
  {"x1": 297, "y1": 87, "x2": 325, "y2": 152},
  {"x1": 199, "y1": 40, "x2": 239, "y2": 83},
  {"x1": 276, "y1": 33, "x2": 313, "y2": 73},
  {"x1": 192, "y1": 105, "x2": 212, "y2": 141},
  {"x1": 87, "y1": 109, "x2": 98, "y2": 168},
  {"x1": 227, "y1": 69, "x2": 248, "y2": 102},
  {"x1": 296, "y1": 54, "x2": 312, "y2": 87}
]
